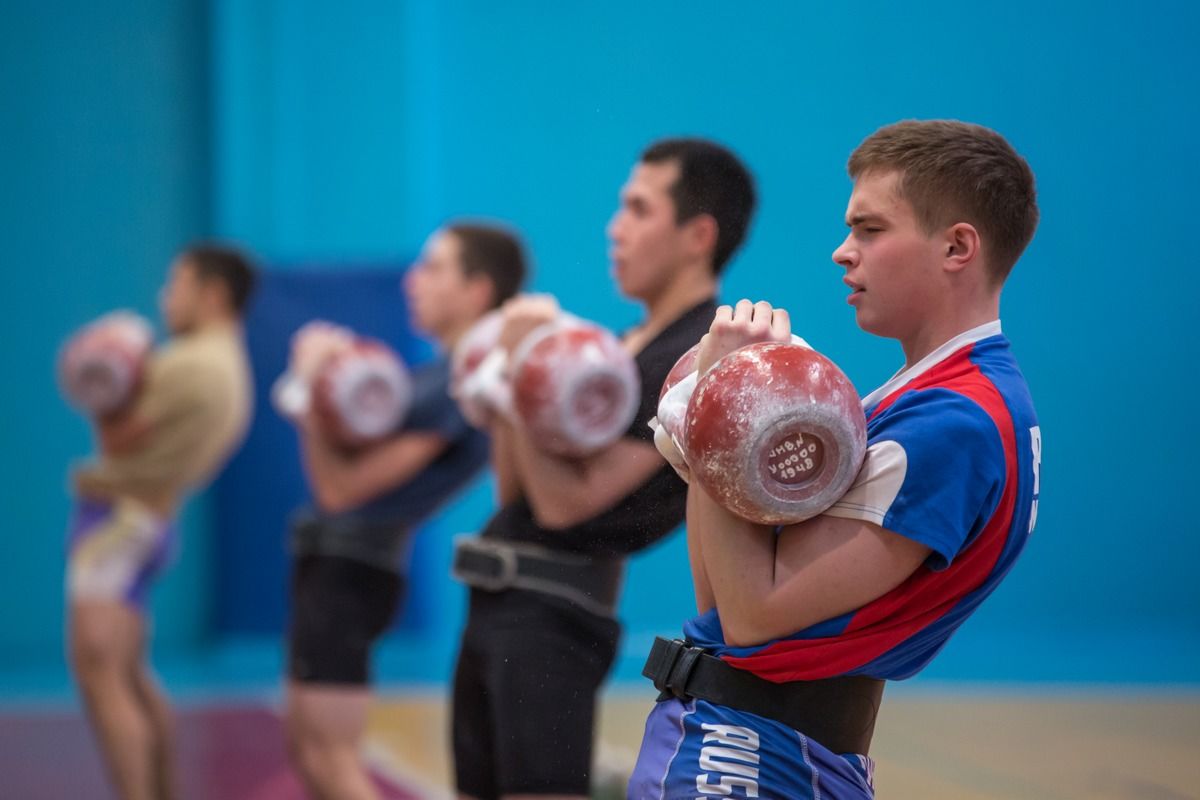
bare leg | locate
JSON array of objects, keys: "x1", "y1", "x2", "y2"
[
  {"x1": 285, "y1": 680, "x2": 380, "y2": 800},
  {"x1": 68, "y1": 600, "x2": 157, "y2": 800},
  {"x1": 132, "y1": 662, "x2": 178, "y2": 800}
]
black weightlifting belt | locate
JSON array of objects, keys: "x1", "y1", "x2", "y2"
[
  {"x1": 643, "y1": 637, "x2": 885, "y2": 755},
  {"x1": 451, "y1": 536, "x2": 625, "y2": 619}
]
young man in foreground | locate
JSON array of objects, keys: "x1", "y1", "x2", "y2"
[{"x1": 631, "y1": 120, "x2": 1042, "y2": 799}]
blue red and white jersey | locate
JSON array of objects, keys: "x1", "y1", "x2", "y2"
[{"x1": 684, "y1": 321, "x2": 1042, "y2": 682}]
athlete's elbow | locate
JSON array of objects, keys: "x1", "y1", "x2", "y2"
[
  {"x1": 314, "y1": 485, "x2": 357, "y2": 515},
  {"x1": 98, "y1": 428, "x2": 144, "y2": 456},
  {"x1": 721, "y1": 629, "x2": 767, "y2": 649},
  {"x1": 529, "y1": 497, "x2": 591, "y2": 531},
  {"x1": 719, "y1": 615, "x2": 775, "y2": 649},
  {"x1": 530, "y1": 506, "x2": 579, "y2": 531}
]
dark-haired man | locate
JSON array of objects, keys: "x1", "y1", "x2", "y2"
[
  {"x1": 450, "y1": 139, "x2": 757, "y2": 799},
  {"x1": 282, "y1": 223, "x2": 528, "y2": 800},
  {"x1": 67, "y1": 245, "x2": 257, "y2": 800}
]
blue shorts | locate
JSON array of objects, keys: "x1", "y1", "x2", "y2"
[
  {"x1": 66, "y1": 498, "x2": 176, "y2": 610},
  {"x1": 628, "y1": 698, "x2": 875, "y2": 800}
]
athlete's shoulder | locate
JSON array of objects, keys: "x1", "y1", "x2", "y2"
[
  {"x1": 969, "y1": 334, "x2": 1038, "y2": 417},
  {"x1": 155, "y1": 327, "x2": 240, "y2": 369},
  {"x1": 871, "y1": 382, "x2": 1004, "y2": 446},
  {"x1": 144, "y1": 332, "x2": 245, "y2": 410},
  {"x1": 872, "y1": 335, "x2": 1029, "y2": 429}
]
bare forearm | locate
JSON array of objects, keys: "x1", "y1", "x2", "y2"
[
  {"x1": 506, "y1": 427, "x2": 591, "y2": 527},
  {"x1": 497, "y1": 417, "x2": 662, "y2": 529},
  {"x1": 694, "y1": 487, "x2": 935, "y2": 645},
  {"x1": 297, "y1": 420, "x2": 448, "y2": 513},
  {"x1": 691, "y1": 483, "x2": 782, "y2": 645},
  {"x1": 297, "y1": 427, "x2": 353, "y2": 510},
  {"x1": 685, "y1": 490, "x2": 717, "y2": 614},
  {"x1": 489, "y1": 420, "x2": 523, "y2": 505}
]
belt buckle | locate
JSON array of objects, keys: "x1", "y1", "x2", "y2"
[
  {"x1": 476, "y1": 546, "x2": 517, "y2": 591},
  {"x1": 646, "y1": 637, "x2": 702, "y2": 700},
  {"x1": 665, "y1": 642, "x2": 703, "y2": 700},
  {"x1": 454, "y1": 537, "x2": 519, "y2": 592}
]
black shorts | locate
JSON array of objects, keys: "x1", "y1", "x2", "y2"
[
  {"x1": 287, "y1": 554, "x2": 404, "y2": 685},
  {"x1": 452, "y1": 587, "x2": 621, "y2": 799}
]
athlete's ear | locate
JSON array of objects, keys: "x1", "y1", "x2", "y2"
[
  {"x1": 683, "y1": 213, "x2": 719, "y2": 261},
  {"x1": 463, "y1": 271, "x2": 496, "y2": 318},
  {"x1": 943, "y1": 223, "x2": 980, "y2": 275}
]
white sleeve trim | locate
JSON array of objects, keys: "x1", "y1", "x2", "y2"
[{"x1": 824, "y1": 439, "x2": 907, "y2": 525}]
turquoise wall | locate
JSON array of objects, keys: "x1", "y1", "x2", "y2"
[{"x1": 3, "y1": 0, "x2": 1196, "y2": 687}]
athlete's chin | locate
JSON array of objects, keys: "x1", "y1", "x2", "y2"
[
  {"x1": 406, "y1": 301, "x2": 435, "y2": 332},
  {"x1": 616, "y1": 276, "x2": 648, "y2": 302},
  {"x1": 164, "y1": 316, "x2": 191, "y2": 336},
  {"x1": 853, "y1": 308, "x2": 894, "y2": 338}
]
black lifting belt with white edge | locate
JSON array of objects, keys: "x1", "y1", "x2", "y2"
[
  {"x1": 643, "y1": 636, "x2": 886, "y2": 756},
  {"x1": 451, "y1": 536, "x2": 624, "y2": 619}
]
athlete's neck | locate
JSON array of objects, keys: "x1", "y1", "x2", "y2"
[
  {"x1": 634, "y1": 265, "x2": 717, "y2": 351},
  {"x1": 899, "y1": 294, "x2": 1000, "y2": 369},
  {"x1": 437, "y1": 317, "x2": 477, "y2": 353}
]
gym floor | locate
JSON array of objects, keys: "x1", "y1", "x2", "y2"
[{"x1": 4, "y1": 683, "x2": 1197, "y2": 799}]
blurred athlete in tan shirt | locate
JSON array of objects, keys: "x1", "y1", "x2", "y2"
[{"x1": 66, "y1": 245, "x2": 255, "y2": 800}]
